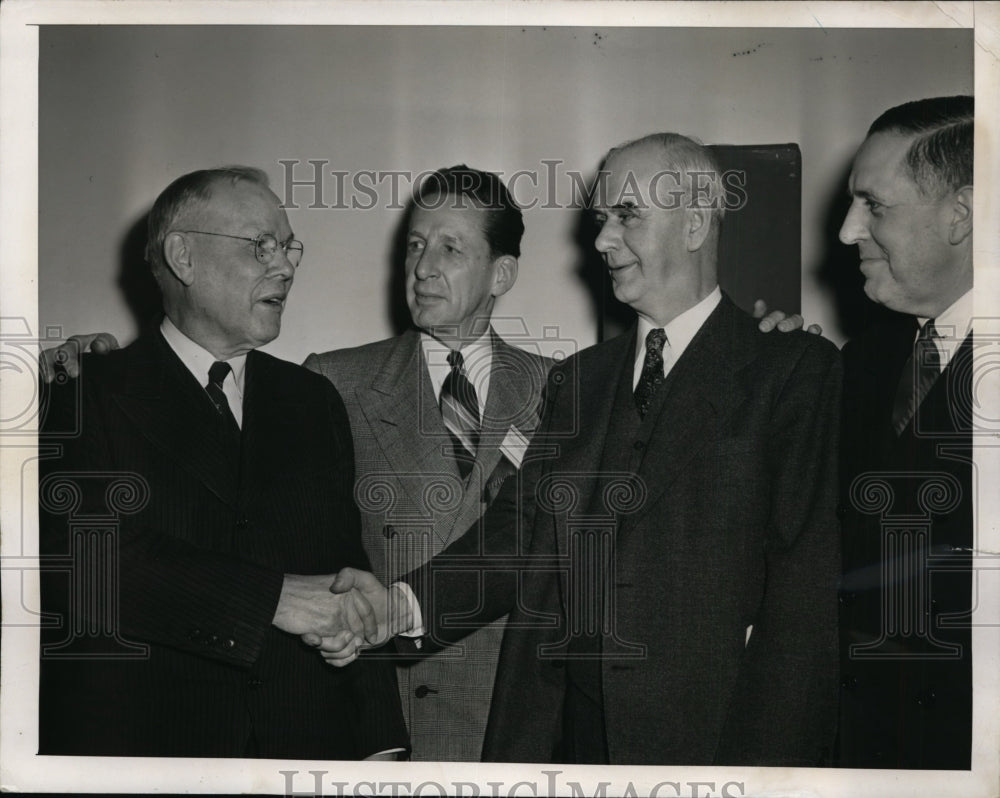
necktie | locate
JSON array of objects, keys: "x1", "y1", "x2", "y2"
[
  {"x1": 634, "y1": 328, "x2": 667, "y2": 418},
  {"x1": 440, "y1": 349, "x2": 480, "y2": 478},
  {"x1": 891, "y1": 320, "x2": 941, "y2": 436},
  {"x1": 206, "y1": 360, "x2": 242, "y2": 448}
]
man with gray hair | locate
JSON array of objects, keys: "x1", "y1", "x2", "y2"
[
  {"x1": 324, "y1": 132, "x2": 843, "y2": 766},
  {"x1": 39, "y1": 166, "x2": 407, "y2": 758}
]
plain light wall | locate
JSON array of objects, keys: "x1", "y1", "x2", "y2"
[{"x1": 39, "y1": 26, "x2": 973, "y2": 361}]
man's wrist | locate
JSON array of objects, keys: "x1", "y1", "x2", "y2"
[{"x1": 388, "y1": 582, "x2": 420, "y2": 637}]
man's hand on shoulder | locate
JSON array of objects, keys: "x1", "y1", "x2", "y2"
[
  {"x1": 753, "y1": 299, "x2": 822, "y2": 335},
  {"x1": 39, "y1": 332, "x2": 120, "y2": 383}
]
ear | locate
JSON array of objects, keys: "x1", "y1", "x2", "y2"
[
  {"x1": 948, "y1": 185, "x2": 973, "y2": 246},
  {"x1": 685, "y1": 206, "x2": 713, "y2": 252},
  {"x1": 163, "y1": 232, "x2": 196, "y2": 286},
  {"x1": 490, "y1": 255, "x2": 519, "y2": 299}
]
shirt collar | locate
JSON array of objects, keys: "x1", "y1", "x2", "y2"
[
  {"x1": 921, "y1": 288, "x2": 973, "y2": 341},
  {"x1": 420, "y1": 328, "x2": 493, "y2": 411},
  {"x1": 160, "y1": 316, "x2": 247, "y2": 395},
  {"x1": 636, "y1": 285, "x2": 722, "y2": 367}
]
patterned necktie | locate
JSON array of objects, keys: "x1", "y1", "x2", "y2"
[
  {"x1": 891, "y1": 320, "x2": 941, "y2": 436},
  {"x1": 440, "y1": 349, "x2": 481, "y2": 478},
  {"x1": 634, "y1": 328, "x2": 667, "y2": 418},
  {"x1": 206, "y1": 360, "x2": 241, "y2": 445}
]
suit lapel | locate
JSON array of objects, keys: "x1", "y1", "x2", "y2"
[
  {"x1": 894, "y1": 329, "x2": 974, "y2": 443},
  {"x1": 238, "y1": 351, "x2": 308, "y2": 506},
  {"x1": 442, "y1": 334, "x2": 547, "y2": 543},
  {"x1": 112, "y1": 333, "x2": 238, "y2": 506},
  {"x1": 357, "y1": 330, "x2": 462, "y2": 536},
  {"x1": 620, "y1": 297, "x2": 751, "y2": 532}
]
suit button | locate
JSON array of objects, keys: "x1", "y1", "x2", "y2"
[
  {"x1": 841, "y1": 675, "x2": 858, "y2": 691},
  {"x1": 414, "y1": 685, "x2": 438, "y2": 698},
  {"x1": 383, "y1": 524, "x2": 397, "y2": 539},
  {"x1": 223, "y1": 638, "x2": 236, "y2": 650},
  {"x1": 633, "y1": 440, "x2": 645, "y2": 451},
  {"x1": 839, "y1": 592, "x2": 856, "y2": 606},
  {"x1": 208, "y1": 634, "x2": 219, "y2": 646},
  {"x1": 235, "y1": 518, "x2": 249, "y2": 529},
  {"x1": 248, "y1": 679, "x2": 263, "y2": 689},
  {"x1": 836, "y1": 504, "x2": 848, "y2": 520},
  {"x1": 916, "y1": 689, "x2": 937, "y2": 708},
  {"x1": 189, "y1": 628, "x2": 202, "y2": 641}
]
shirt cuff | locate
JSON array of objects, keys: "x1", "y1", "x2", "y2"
[{"x1": 390, "y1": 581, "x2": 424, "y2": 638}]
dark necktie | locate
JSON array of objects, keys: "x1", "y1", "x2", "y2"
[
  {"x1": 891, "y1": 320, "x2": 941, "y2": 436},
  {"x1": 634, "y1": 328, "x2": 667, "y2": 418},
  {"x1": 206, "y1": 360, "x2": 242, "y2": 449},
  {"x1": 440, "y1": 349, "x2": 480, "y2": 478}
]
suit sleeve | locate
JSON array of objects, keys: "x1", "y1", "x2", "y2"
[
  {"x1": 39, "y1": 365, "x2": 284, "y2": 669},
  {"x1": 399, "y1": 363, "x2": 563, "y2": 652},
  {"x1": 714, "y1": 338, "x2": 843, "y2": 766}
]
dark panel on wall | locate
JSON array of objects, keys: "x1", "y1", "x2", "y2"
[{"x1": 601, "y1": 143, "x2": 802, "y2": 341}]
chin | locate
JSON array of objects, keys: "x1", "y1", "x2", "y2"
[{"x1": 256, "y1": 325, "x2": 281, "y2": 346}]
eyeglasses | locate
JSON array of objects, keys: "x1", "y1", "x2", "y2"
[{"x1": 178, "y1": 230, "x2": 304, "y2": 268}]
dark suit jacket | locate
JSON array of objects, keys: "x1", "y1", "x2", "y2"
[
  {"x1": 39, "y1": 331, "x2": 407, "y2": 758},
  {"x1": 305, "y1": 328, "x2": 550, "y2": 761},
  {"x1": 838, "y1": 314, "x2": 973, "y2": 769},
  {"x1": 406, "y1": 296, "x2": 843, "y2": 765}
]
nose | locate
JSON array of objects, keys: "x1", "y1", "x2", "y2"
[
  {"x1": 839, "y1": 201, "x2": 869, "y2": 246},
  {"x1": 268, "y1": 249, "x2": 296, "y2": 281},
  {"x1": 412, "y1": 248, "x2": 438, "y2": 280},
  {"x1": 594, "y1": 218, "x2": 620, "y2": 255}
]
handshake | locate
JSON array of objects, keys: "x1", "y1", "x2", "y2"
[{"x1": 271, "y1": 568, "x2": 414, "y2": 666}]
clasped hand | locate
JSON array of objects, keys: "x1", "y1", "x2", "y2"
[{"x1": 275, "y1": 569, "x2": 404, "y2": 666}]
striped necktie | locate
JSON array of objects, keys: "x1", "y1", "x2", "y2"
[
  {"x1": 891, "y1": 320, "x2": 941, "y2": 436},
  {"x1": 440, "y1": 349, "x2": 480, "y2": 478}
]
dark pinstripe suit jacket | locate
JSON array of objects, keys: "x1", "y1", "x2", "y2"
[{"x1": 39, "y1": 331, "x2": 407, "y2": 758}]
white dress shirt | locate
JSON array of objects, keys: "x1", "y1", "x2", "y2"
[
  {"x1": 160, "y1": 317, "x2": 247, "y2": 427},
  {"x1": 919, "y1": 288, "x2": 973, "y2": 372},
  {"x1": 420, "y1": 328, "x2": 493, "y2": 416},
  {"x1": 633, "y1": 286, "x2": 722, "y2": 388}
]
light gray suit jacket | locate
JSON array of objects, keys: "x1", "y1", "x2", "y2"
[{"x1": 304, "y1": 327, "x2": 550, "y2": 761}]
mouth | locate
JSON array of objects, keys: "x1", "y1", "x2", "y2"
[
  {"x1": 258, "y1": 295, "x2": 287, "y2": 310},
  {"x1": 607, "y1": 262, "x2": 637, "y2": 275},
  {"x1": 857, "y1": 256, "x2": 885, "y2": 272}
]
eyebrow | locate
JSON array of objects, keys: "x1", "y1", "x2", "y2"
[
  {"x1": 593, "y1": 201, "x2": 639, "y2": 214},
  {"x1": 846, "y1": 186, "x2": 876, "y2": 202}
]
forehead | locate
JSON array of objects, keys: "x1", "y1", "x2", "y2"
[
  {"x1": 596, "y1": 144, "x2": 671, "y2": 208},
  {"x1": 409, "y1": 200, "x2": 489, "y2": 244},
  {"x1": 849, "y1": 132, "x2": 919, "y2": 197},
  {"x1": 203, "y1": 179, "x2": 290, "y2": 233}
]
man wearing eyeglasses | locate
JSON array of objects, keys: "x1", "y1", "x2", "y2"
[{"x1": 38, "y1": 166, "x2": 408, "y2": 758}]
